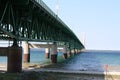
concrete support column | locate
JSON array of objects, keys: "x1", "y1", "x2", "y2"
[
  {"x1": 45, "y1": 48, "x2": 50, "y2": 59},
  {"x1": 51, "y1": 42, "x2": 57, "y2": 63},
  {"x1": 7, "y1": 39, "x2": 22, "y2": 73},
  {"x1": 77, "y1": 49, "x2": 81, "y2": 54},
  {"x1": 68, "y1": 49, "x2": 72, "y2": 57},
  {"x1": 74, "y1": 49, "x2": 76, "y2": 55},
  {"x1": 63, "y1": 45, "x2": 67, "y2": 59},
  {"x1": 78, "y1": 50, "x2": 81, "y2": 53},
  {"x1": 24, "y1": 41, "x2": 30, "y2": 63},
  {"x1": 76, "y1": 49, "x2": 78, "y2": 54}
]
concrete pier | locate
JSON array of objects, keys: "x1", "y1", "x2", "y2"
[
  {"x1": 7, "y1": 40, "x2": 22, "y2": 73},
  {"x1": 24, "y1": 41, "x2": 30, "y2": 63},
  {"x1": 78, "y1": 50, "x2": 81, "y2": 53},
  {"x1": 45, "y1": 48, "x2": 50, "y2": 59},
  {"x1": 68, "y1": 50, "x2": 72, "y2": 57},
  {"x1": 76, "y1": 49, "x2": 80, "y2": 54},
  {"x1": 51, "y1": 42, "x2": 57, "y2": 63},
  {"x1": 74, "y1": 49, "x2": 77, "y2": 55},
  {"x1": 63, "y1": 45, "x2": 67, "y2": 59},
  {"x1": 75, "y1": 49, "x2": 78, "y2": 54},
  {"x1": 0, "y1": 47, "x2": 8, "y2": 56}
]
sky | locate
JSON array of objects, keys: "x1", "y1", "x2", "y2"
[{"x1": 42, "y1": 0, "x2": 120, "y2": 50}]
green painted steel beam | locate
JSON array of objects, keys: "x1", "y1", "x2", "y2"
[
  {"x1": 0, "y1": 0, "x2": 84, "y2": 50},
  {"x1": 0, "y1": 28, "x2": 15, "y2": 38},
  {"x1": 12, "y1": 0, "x2": 29, "y2": 5}
]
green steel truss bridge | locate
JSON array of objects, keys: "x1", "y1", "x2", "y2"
[{"x1": 0, "y1": 0, "x2": 84, "y2": 50}]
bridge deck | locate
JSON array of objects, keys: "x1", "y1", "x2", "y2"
[{"x1": 0, "y1": 0, "x2": 84, "y2": 49}]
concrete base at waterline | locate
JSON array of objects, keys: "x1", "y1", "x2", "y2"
[
  {"x1": 7, "y1": 46, "x2": 22, "y2": 73},
  {"x1": 24, "y1": 54, "x2": 30, "y2": 63},
  {"x1": 63, "y1": 53, "x2": 67, "y2": 59},
  {"x1": 68, "y1": 52, "x2": 72, "y2": 57},
  {"x1": 74, "y1": 52, "x2": 77, "y2": 55},
  {"x1": 46, "y1": 53, "x2": 50, "y2": 59},
  {"x1": 51, "y1": 54, "x2": 57, "y2": 63}
]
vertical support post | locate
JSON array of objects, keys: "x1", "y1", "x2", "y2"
[
  {"x1": 74, "y1": 48, "x2": 76, "y2": 55},
  {"x1": 7, "y1": 39, "x2": 22, "y2": 73},
  {"x1": 63, "y1": 44, "x2": 67, "y2": 59},
  {"x1": 51, "y1": 42, "x2": 57, "y2": 63},
  {"x1": 76, "y1": 49, "x2": 78, "y2": 54},
  {"x1": 78, "y1": 49, "x2": 81, "y2": 53},
  {"x1": 75, "y1": 49, "x2": 78, "y2": 54},
  {"x1": 68, "y1": 49, "x2": 72, "y2": 57},
  {"x1": 24, "y1": 41, "x2": 30, "y2": 63},
  {"x1": 68, "y1": 43, "x2": 72, "y2": 57},
  {"x1": 45, "y1": 48, "x2": 50, "y2": 59}
]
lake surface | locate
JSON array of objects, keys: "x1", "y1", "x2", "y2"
[
  {"x1": 61, "y1": 50, "x2": 120, "y2": 72},
  {"x1": 0, "y1": 49, "x2": 120, "y2": 72}
]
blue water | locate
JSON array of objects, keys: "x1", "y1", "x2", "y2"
[
  {"x1": 62, "y1": 50, "x2": 120, "y2": 72},
  {"x1": 0, "y1": 56, "x2": 7, "y2": 64},
  {"x1": 0, "y1": 48, "x2": 63, "y2": 64},
  {"x1": 94, "y1": 51, "x2": 120, "y2": 66},
  {"x1": 30, "y1": 49, "x2": 63, "y2": 64},
  {"x1": 0, "y1": 49, "x2": 120, "y2": 71},
  {"x1": 29, "y1": 49, "x2": 46, "y2": 64}
]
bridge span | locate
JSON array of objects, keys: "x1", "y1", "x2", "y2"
[{"x1": 0, "y1": 0, "x2": 84, "y2": 72}]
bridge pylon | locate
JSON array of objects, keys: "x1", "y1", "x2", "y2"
[
  {"x1": 63, "y1": 44, "x2": 67, "y2": 59},
  {"x1": 68, "y1": 49, "x2": 72, "y2": 57},
  {"x1": 51, "y1": 42, "x2": 57, "y2": 63},
  {"x1": 45, "y1": 48, "x2": 50, "y2": 59},
  {"x1": 7, "y1": 39, "x2": 22, "y2": 73},
  {"x1": 23, "y1": 41, "x2": 30, "y2": 63}
]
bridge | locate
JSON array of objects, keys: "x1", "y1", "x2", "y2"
[{"x1": 0, "y1": 0, "x2": 84, "y2": 72}]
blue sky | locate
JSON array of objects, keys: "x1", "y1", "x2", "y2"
[{"x1": 42, "y1": 0, "x2": 120, "y2": 50}]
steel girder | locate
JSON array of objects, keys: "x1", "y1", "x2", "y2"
[{"x1": 0, "y1": 0, "x2": 84, "y2": 50}]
